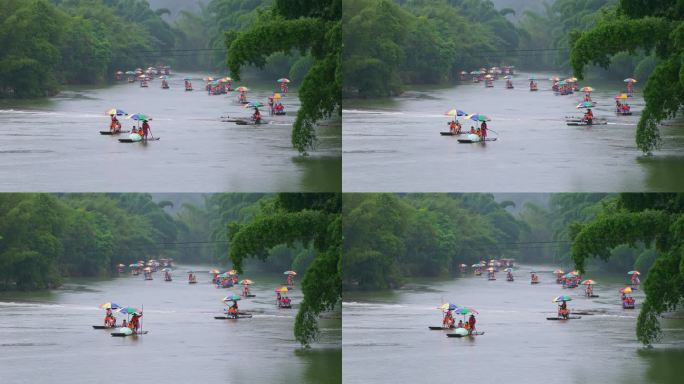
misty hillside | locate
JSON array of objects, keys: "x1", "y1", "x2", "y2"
[
  {"x1": 490, "y1": 0, "x2": 549, "y2": 20},
  {"x1": 146, "y1": 0, "x2": 209, "y2": 19}
]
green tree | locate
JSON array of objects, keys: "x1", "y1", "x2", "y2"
[
  {"x1": 571, "y1": 193, "x2": 684, "y2": 345},
  {"x1": 228, "y1": 193, "x2": 341, "y2": 346},
  {"x1": 226, "y1": 0, "x2": 341, "y2": 153},
  {"x1": 569, "y1": 0, "x2": 681, "y2": 153}
]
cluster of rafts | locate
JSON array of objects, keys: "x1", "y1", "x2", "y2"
[
  {"x1": 427, "y1": 265, "x2": 642, "y2": 337},
  {"x1": 91, "y1": 269, "x2": 299, "y2": 337}
]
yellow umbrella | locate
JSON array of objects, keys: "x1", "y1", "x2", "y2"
[
  {"x1": 277, "y1": 287, "x2": 289, "y2": 293},
  {"x1": 228, "y1": 269, "x2": 238, "y2": 275},
  {"x1": 615, "y1": 93, "x2": 629, "y2": 100},
  {"x1": 622, "y1": 287, "x2": 632, "y2": 294},
  {"x1": 273, "y1": 93, "x2": 282, "y2": 100}
]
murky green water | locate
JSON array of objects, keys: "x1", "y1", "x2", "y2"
[
  {"x1": 0, "y1": 265, "x2": 341, "y2": 383},
  {"x1": 0, "y1": 73, "x2": 341, "y2": 192},
  {"x1": 343, "y1": 72, "x2": 684, "y2": 192},
  {"x1": 343, "y1": 265, "x2": 684, "y2": 384}
]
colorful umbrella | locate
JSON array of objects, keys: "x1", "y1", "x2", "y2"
[
  {"x1": 284, "y1": 271, "x2": 297, "y2": 275},
  {"x1": 615, "y1": 93, "x2": 629, "y2": 100},
  {"x1": 118, "y1": 307, "x2": 140, "y2": 315},
  {"x1": 459, "y1": 264, "x2": 467, "y2": 267},
  {"x1": 100, "y1": 302, "x2": 120, "y2": 310},
  {"x1": 504, "y1": 267, "x2": 512, "y2": 272},
  {"x1": 581, "y1": 86, "x2": 594, "y2": 93},
  {"x1": 218, "y1": 272, "x2": 230, "y2": 278},
  {"x1": 549, "y1": 76, "x2": 560, "y2": 81},
  {"x1": 273, "y1": 93, "x2": 282, "y2": 100},
  {"x1": 624, "y1": 78, "x2": 637, "y2": 83},
  {"x1": 620, "y1": 287, "x2": 633, "y2": 294},
  {"x1": 276, "y1": 287, "x2": 289, "y2": 293},
  {"x1": 627, "y1": 271, "x2": 640, "y2": 275},
  {"x1": 503, "y1": 75, "x2": 512, "y2": 80},
  {"x1": 203, "y1": 76, "x2": 214, "y2": 81},
  {"x1": 127, "y1": 113, "x2": 151, "y2": 121},
  {"x1": 222, "y1": 77, "x2": 232, "y2": 82},
  {"x1": 553, "y1": 269, "x2": 564, "y2": 274},
  {"x1": 571, "y1": 271, "x2": 580, "y2": 276},
  {"x1": 469, "y1": 71, "x2": 480, "y2": 75},
  {"x1": 244, "y1": 101, "x2": 264, "y2": 109},
  {"x1": 553, "y1": 295, "x2": 572, "y2": 302},
  {"x1": 567, "y1": 77, "x2": 578, "y2": 82},
  {"x1": 471, "y1": 264, "x2": 481, "y2": 268},
  {"x1": 277, "y1": 78, "x2": 290, "y2": 83},
  {"x1": 576, "y1": 102, "x2": 594, "y2": 109},
  {"x1": 484, "y1": 74, "x2": 493, "y2": 79},
  {"x1": 222, "y1": 294, "x2": 241, "y2": 302},
  {"x1": 117, "y1": 264, "x2": 125, "y2": 267},
  {"x1": 209, "y1": 269, "x2": 220, "y2": 274},
  {"x1": 125, "y1": 71, "x2": 136, "y2": 75},
  {"x1": 454, "y1": 307, "x2": 478, "y2": 315},
  {"x1": 236, "y1": 86, "x2": 249, "y2": 93},
  {"x1": 159, "y1": 75, "x2": 168, "y2": 80},
  {"x1": 239, "y1": 279, "x2": 254, "y2": 285},
  {"x1": 487, "y1": 267, "x2": 494, "y2": 272},
  {"x1": 228, "y1": 270, "x2": 238, "y2": 275},
  {"x1": 468, "y1": 114, "x2": 491, "y2": 122},
  {"x1": 438, "y1": 303, "x2": 459, "y2": 311},
  {"x1": 444, "y1": 109, "x2": 467, "y2": 117},
  {"x1": 581, "y1": 279, "x2": 596, "y2": 285},
  {"x1": 564, "y1": 273, "x2": 575, "y2": 278}
]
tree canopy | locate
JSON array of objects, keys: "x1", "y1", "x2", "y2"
[
  {"x1": 228, "y1": 193, "x2": 341, "y2": 346},
  {"x1": 343, "y1": 0, "x2": 518, "y2": 97},
  {"x1": 571, "y1": 193, "x2": 684, "y2": 345},
  {"x1": 226, "y1": 0, "x2": 341, "y2": 153},
  {"x1": 569, "y1": 0, "x2": 682, "y2": 153},
  {"x1": 343, "y1": 193, "x2": 523, "y2": 290}
]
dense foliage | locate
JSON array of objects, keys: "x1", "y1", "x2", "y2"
[
  {"x1": 571, "y1": 193, "x2": 684, "y2": 345},
  {"x1": 343, "y1": 0, "x2": 519, "y2": 97},
  {"x1": 343, "y1": 194, "x2": 522, "y2": 290},
  {"x1": 228, "y1": 193, "x2": 341, "y2": 346},
  {"x1": 0, "y1": 0, "x2": 173, "y2": 97},
  {"x1": 569, "y1": 0, "x2": 684, "y2": 153},
  {"x1": 226, "y1": 0, "x2": 341, "y2": 153},
  {"x1": 0, "y1": 194, "x2": 178, "y2": 290}
]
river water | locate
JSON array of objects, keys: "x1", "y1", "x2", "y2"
[
  {"x1": 343, "y1": 73, "x2": 684, "y2": 192},
  {"x1": 0, "y1": 73, "x2": 341, "y2": 192},
  {"x1": 342, "y1": 265, "x2": 684, "y2": 384},
  {"x1": 0, "y1": 266, "x2": 341, "y2": 383}
]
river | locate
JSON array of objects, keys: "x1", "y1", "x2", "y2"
[
  {"x1": 342, "y1": 265, "x2": 684, "y2": 384},
  {"x1": 0, "y1": 266, "x2": 341, "y2": 383},
  {"x1": 343, "y1": 72, "x2": 684, "y2": 192},
  {"x1": 0, "y1": 73, "x2": 341, "y2": 192}
]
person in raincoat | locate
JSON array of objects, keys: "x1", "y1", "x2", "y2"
[{"x1": 110, "y1": 114, "x2": 121, "y2": 133}]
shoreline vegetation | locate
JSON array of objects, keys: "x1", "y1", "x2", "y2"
[{"x1": 342, "y1": 0, "x2": 656, "y2": 99}]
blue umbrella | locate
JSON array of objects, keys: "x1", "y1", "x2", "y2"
[{"x1": 222, "y1": 293, "x2": 241, "y2": 302}]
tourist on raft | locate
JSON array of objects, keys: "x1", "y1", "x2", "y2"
[
  {"x1": 104, "y1": 308, "x2": 116, "y2": 327},
  {"x1": 468, "y1": 314, "x2": 477, "y2": 334},
  {"x1": 227, "y1": 300, "x2": 239, "y2": 318},
  {"x1": 557, "y1": 301, "x2": 569, "y2": 319},
  {"x1": 128, "y1": 312, "x2": 142, "y2": 333},
  {"x1": 585, "y1": 284, "x2": 594, "y2": 297},
  {"x1": 252, "y1": 108, "x2": 262, "y2": 123},
  {"x1": 141, "y1": 120, "x2": 151, "y2": 140},
  {"x1": 443, "y1": 309, "x2": 455, "y2": 328},
  {"x1": 480, "y1": 121, "x2": 488, "y2": 141},
  {"x1": 110, "y1": 114, "x2": 121, "y2": 133},
  {"x1": 583, "y1": 109, "x2": 593, "y2": 124}
]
